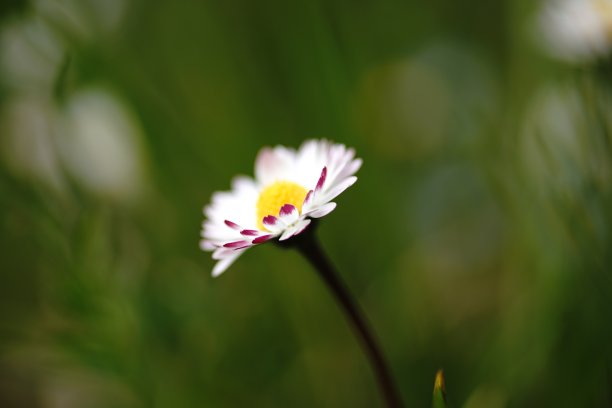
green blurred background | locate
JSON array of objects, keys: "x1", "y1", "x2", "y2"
[{"x1": 1, "y1": 0, "x2": 612, "y2": 406}]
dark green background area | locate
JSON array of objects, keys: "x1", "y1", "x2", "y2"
[{"x1": 1, "y1": 0, "x2": 612, "y2": 407}]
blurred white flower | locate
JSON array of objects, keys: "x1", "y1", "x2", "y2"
[
  {"x1": 0, "y1": 87, "x2": 149, "y2": 203},
  {"x1": 200, "y1": 140, "x2": 361, "y2": 277},
  {"x1": 0, "y1": 17, "x2": 64, "y2": 93},
  {"x1": 0, "y1": 0, "x2": 128, "y2": 92},
  {"x1": 537, "y1": 0, "x2": 612, "y2": 63},
  {"x1": 0, "y1": 97, "x2": 65, "y2": 191},
  {"x1": 57, "y1": 88, "x2": 148, "y2": 203},
  {"x1": 0, "y1": 0, "x2": 142, "y2": 202}
]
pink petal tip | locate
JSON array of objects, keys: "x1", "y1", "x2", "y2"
[
  {"x1": 252, "y1": 234, "x2": 273, "y2": 244},
  {"x1": 279, "y1": 204, "x2": 296, "y2": 216},
  {"x1": 315, "y1": 166, "x2": 327, "y2": 192},
  {"x1": 224, "y1": 220, "x2": 240, "y2": 229},
  {"x1": 223, "y1": 240, "x2": 249, "y2": 249}
]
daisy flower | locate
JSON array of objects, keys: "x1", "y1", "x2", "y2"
[
  {"x1": 536, "y1": 0, "x2": 612, "y2": 63},
  {"x1": 200, "y1": 139, "x2": 362, "y2": 277}
]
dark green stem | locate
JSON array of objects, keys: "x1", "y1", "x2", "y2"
[{"x1": 286, "y1": 227, "x2": 403, "y2": 408}]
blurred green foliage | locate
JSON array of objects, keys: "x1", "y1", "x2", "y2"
[{"x1": 1, "y1": 0, "x2": 612, "y2": 407}]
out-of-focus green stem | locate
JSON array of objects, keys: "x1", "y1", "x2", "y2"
[{"x1": 288, "y1": 226, "x2": 403, "y2": 408}]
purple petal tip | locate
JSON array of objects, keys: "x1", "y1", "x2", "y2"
[
  {"x1": 252, "y1": 234, "x2": 273, "y2": 244},
  {"x1": 279, "y1": 204, "x2": 296, "y2": 216},
  {"x1": 223, "y1": 240, "x2": 249, "y2": 249},
  {"x1": 224, "y1": 220, "x2": 240, "y2": 229},
  {"x1": 263, "y1": 215, "x2": 277, "y2": 226},
  {"x1": 303, "y1": 190, "x2": 313, "y2": 205},
  {"x1": 316, "y1": 166, "x2": 327, "y2": 191}
]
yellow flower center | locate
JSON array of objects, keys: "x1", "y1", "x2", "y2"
[{"x1": 256, "y1": 180, "x2": 308, "y2": 229}]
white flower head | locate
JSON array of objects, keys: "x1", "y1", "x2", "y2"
[
  {"x1": 536, "y1": 0, "x2": 612, "y2": 63},
  {"x1": 200, "y1": 139, "x2": 362, "y2": 277}
]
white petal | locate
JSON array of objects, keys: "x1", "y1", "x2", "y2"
[
  {"x1": 255, "y1": 146, "x2": 297, "y2": 185},
  {"x1": 293, "y1": 218, "x2": 312, "y2": 235},
  {"x1": 262, "y1": 215, "x2": 285, "y2": 234},
  {"x1": 335, "y1": 158, "x2": 362, "y2": 181},
  {"x1": 294, "y1": 140, "x2": 328, "y2": 187},
  {"x1": 232, "y1": 176, "x2": 259, "y2": 196},
  {"x1": 296, "y1": 140, "x2": 320, "y2": 166},
  {"x1": 307, "y1": 202, "x2": 336, "y2": 218},
  {"x1": 278, "y1": 227, "x2": 297, "y2": 241},
  {"x1": 294, "y1": 141, "x2": 361, "y2": 195},
  {"x1": 212, "y1": 248, "x2": 247, "y2": 277},
  {"x1": 205, "y1": 176, "x2": 259, "y2": 229},
  {"x1": 319, "y1": 176, "x2": 357, "y2": 203},
  {"x1": 212, "y1": 247, "x2": 235, "y2": 260},
  {"x1": 325, "y1": 145, "x2": 351, "y2": 182},
  {"x1": 303, "y1": 189, "x2": 314, "y2": 206},
  {"x1": 200, "y1": 240, "x2": 217, "y2": 251},
  {"x1": 278, "y1": 204, "x2": 299, "y2": 225},
  {"x1": 201, "y1": 223, "x2": 243, "y2": 242},
  {"x1": 277, "y1": 219, "x2": 309, "y2": 241},
  {"x1": 326, "y1": 153, "x2": 360, "y2": 189}
]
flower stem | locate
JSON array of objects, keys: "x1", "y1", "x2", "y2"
[{"x1": 291, "y1": 229, "x2": 403, "y2": 408}]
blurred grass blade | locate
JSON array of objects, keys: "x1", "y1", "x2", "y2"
[
  {"x1": 53, "y1": 53, "x2": 72, "y2": 103},
  {"x1": 432, "y1": 369, "x2": 447, "y2": 408}
]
